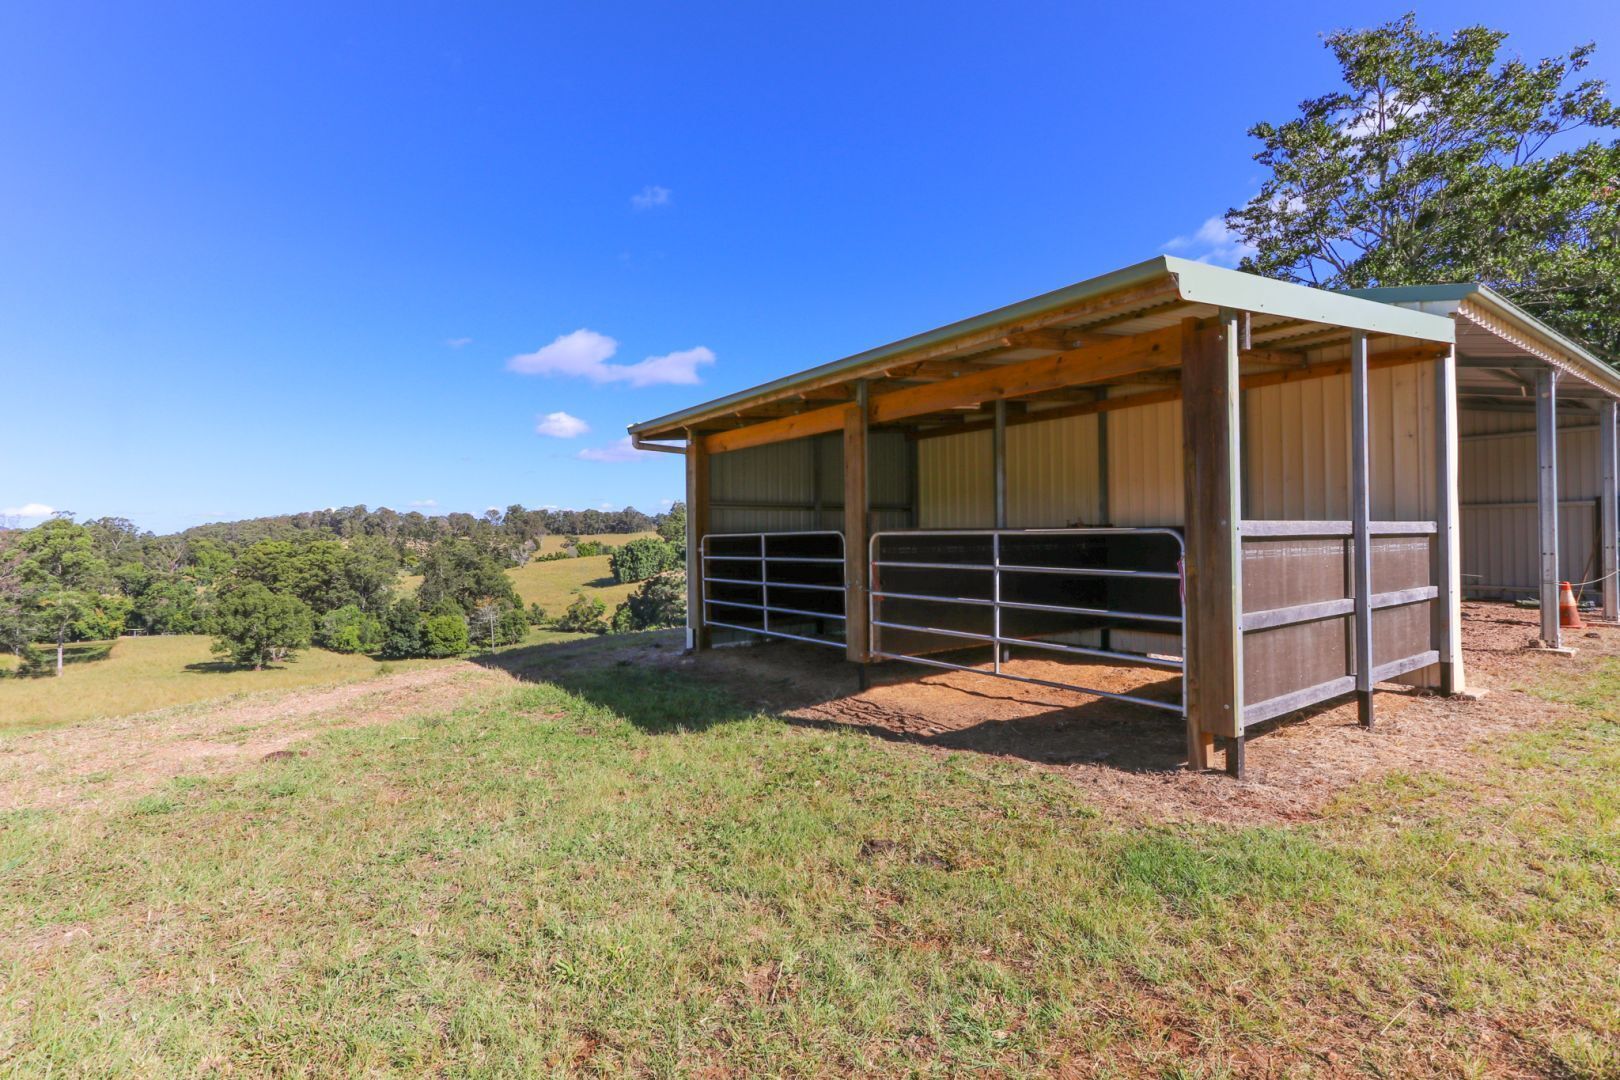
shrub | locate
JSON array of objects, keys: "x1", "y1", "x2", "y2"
[
  {"x1": 555, "y1": 594, "x2": 607, "y2": 634},
  {"x1": 316, "y1": 604, "x2": 383, "y2": 654},
  {"x1": 526, "y1": 602, "x2": 547, "y2": 626},
  {"x1": 70, "y1": 593, "x2": 132, "y2": 641},
  {"x1": 208, "y1": 583, "x2": 314, "y2": 669},
  {"x1": 610, "y1": 571, "x2": 686, "y2": 632},
  {"x1": 498, "y1": 606, "x2": 530, "y2": 644},
  {"x1": 380, "y1": 597, "x2": 424, "y2": 659},
  {"x1": 421, "y1": 612, "x2": 470, "y2": 657},
  {"x1": 608, "y1": 537, "x2": 679, "y2": 584}
]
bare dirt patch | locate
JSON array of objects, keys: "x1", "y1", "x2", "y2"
[
  {"x1": 659, "y1": 603, "x2": 1619, "y2": 824},
  {"x1": 0, "y1": 663, "x2": 514, "y2": 812}
]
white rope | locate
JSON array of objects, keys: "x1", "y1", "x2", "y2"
[{"x1": 1565, "y1": 568, "x2": 1619, "y2": 591}]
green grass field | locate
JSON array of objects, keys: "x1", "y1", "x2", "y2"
[
  {"x1": 506, "y1": 552, "x2": 642, "y2": 618},
  {"x1": 1, "y1": 642, "x2": 1617, "y2": 1074},
  {"x1": 0, "y1": 637, "x2": 442, "y2": 736},
  {"x1": 535, "y1": 530, "x2": 657, "y2": 555},
  {"x1": 400, "y1": 533, "x2": 658, "y2": 616},
  {"x1": 2, "y1": 541, "x2": 654, "y2": 738}
]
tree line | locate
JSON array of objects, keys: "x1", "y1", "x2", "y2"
[
  {"x1": 0, "y1": 503, "x2": 687, "y2": 674},
  {"x1": 178, "y1": 503, "x2": 660, "y2": 566}
]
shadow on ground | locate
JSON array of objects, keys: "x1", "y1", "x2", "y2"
[{"x1": 471, "y1": 630, "x2": 1265, "y2": 774}]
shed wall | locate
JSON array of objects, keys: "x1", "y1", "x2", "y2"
[
  {"x1": 1457, "y1": 408, "x2": 1601, "y2": 597},
  {"x1": 1244, "y1": 362, "x2": 1437, "y2": 522},
  {"x1": 710, "y1": 431, "x2": 912, "y2": 535}
]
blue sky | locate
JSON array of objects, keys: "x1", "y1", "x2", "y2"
[{"x1": 2, "y1": 2, "x2": 1614, "y2": 533}]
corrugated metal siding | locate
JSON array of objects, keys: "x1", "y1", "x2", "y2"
[
  {"x1": 917, "y1": 428, "x2": 993, "y2": 528},
  {"x1": 709, "y1": 438, "x2": 818, "y2": 534},
  {"x1": 1243, "y1": 362, "x2": 1435, "y2": 521},
  {"x1": 1458, "y1": 408, "x2": 1601, "y2": 593},
  {"x1": 1245, "y1": 376, "x2": 1350, "y2": 519},
  {"x1": 1007, "y1": 413, "x2": 1103, "y2": 527},
  {"x1": 1108, "y1": 399, "x2": 1183, "y2": 526},
  {"x1": 708, "y1": 431, "x2": 912, "y2": 535}
]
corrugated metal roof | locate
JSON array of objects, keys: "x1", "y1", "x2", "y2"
[
  {"x1": 1346, "y1": 283, "x2": 1620, "y2": 399},
  {"x1": 629, "y1": 256, "x2": 1456, "y2": 441}
]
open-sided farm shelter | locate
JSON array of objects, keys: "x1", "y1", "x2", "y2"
[{"x1": 628, "y1": 257, "x2": 1619, "y2": 777}]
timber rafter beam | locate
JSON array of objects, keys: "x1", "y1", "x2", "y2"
[{"x1": 704, "y1": 322, "x2": 1186, "y2": 454}]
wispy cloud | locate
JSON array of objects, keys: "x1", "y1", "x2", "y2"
[
  {"x1": 445, "y1": 337, "x2": 473, "y2": 349},
  {"x1": 631, "y1": 184, "x2": 671, "y2": 210},
  {"x1": 577, "y1": 436, "x2": 648, "y2": 463},
  {"x1": 1165, "y1": 216, "x2": 1256, "y2": 268},
  {"x1": 1, "y1": 502, "x2": 55, "y2": 519},
  {"x1": 535, "y1": 411, "x2": 590, "y2": 438},
  {"x1": 408, "y1": 499, "x2": 438, "y2": 509},
  {"x1": 508, "y1": 329, "x2": 714, "y2": 387}
]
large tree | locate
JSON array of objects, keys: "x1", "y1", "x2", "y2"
[
  {"x1": 1227, "y1": 14, "x2": 1620, "y2": 357},
  {"x1": 16, "y1": 519, "x2": 112, "y2": 674},
  {"x1": 416, "y1": 538, "x2": 520, "y2": 615}
]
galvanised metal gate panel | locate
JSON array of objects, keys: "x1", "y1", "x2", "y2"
[
  {"x1": 701, "y1": 531, "x2": 846, "y2": 648},
  {"x1": 868, "y1": 528, "x2": 1186, "y2": 714}
]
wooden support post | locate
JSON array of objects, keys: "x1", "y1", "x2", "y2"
[
  {"x1": 992, "y1": 398, "x2": 1007, "y2": 529},
  {"x1": 1225, "y1": 734, "x2": 1245, "y2": 779},
  {"x1": 1350, "y1": 331, "x2": 1375, "y2": 727},
  {"x1": 685, "y1": 429, "x2": 711, "y2": 652},
  {"x1": 1180, "y1": 313, "x2": 1243, "y2": 771},
  {"x1": 844, "y1": 381, "x2": 871, "y2": 662},
  {"x1": 1434, "y1": 349, "x2": 1465, "y2": 694},
  {"x1": 1537, "y1": 369, "x2": 1561, "y2": 648},
  {"x1": 1600, "y1": 399, "x2": 1619, "y2": 622}
]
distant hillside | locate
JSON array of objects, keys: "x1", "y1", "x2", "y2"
[{"x1": 175, "y1": 503, "x2": 671, "y2": 557}]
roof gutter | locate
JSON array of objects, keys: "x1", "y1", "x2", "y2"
[{"x1": 631, "y1": 432, "x2": 686, "y2": 455}]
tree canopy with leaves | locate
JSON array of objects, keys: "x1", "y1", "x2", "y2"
[{"x1": 1227, "y1": 14, "x2": 1620, "y2": 358}]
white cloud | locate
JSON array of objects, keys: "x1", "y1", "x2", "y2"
[
  {"x1": 1341, "y1": 90, "x2": 1429, "y2": 141},
  {"x1": 2, "y1": 502, "x2": 55, "y2": 519},
  {"x1": 1165, "y1": 216, "x2": 1257, "y2": 268},
  {"x1": 445, "y1": 337, "x2": 472, "y2": 348},
  {"x1": 631, "y1": 184, "x2": 671, "y2": 210},
  {"x1": 508, "y1": 329, "x2": 714, "y2": 387},
  {"x1": 409, "y1": 499, "x2": 438, "y2": 509},
  {"x1": 619, "y1": 346, "x2": 715, "y2": 387},
  {"x1": 535, "y1": 411, "x2": 590, "y2": 438},
  {"x1": 577, "y1": 436, "x2": 649, "y2": 463}
]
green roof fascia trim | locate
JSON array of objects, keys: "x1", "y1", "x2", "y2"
[{"x1": 628, "y1": 256, "x2": 1454, "y2": 438}]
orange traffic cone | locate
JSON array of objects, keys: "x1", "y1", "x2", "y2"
[{"x1": 1559, "y1": 582, "x2": 1584, "y2": 629}]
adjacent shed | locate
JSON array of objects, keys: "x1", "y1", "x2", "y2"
[
  {"x1": 1349, "y1": 285, "x2": 1620, "y2": 647},
  {"x1": 629, "y1": 256, "x2": 1468, "y2": 776}
]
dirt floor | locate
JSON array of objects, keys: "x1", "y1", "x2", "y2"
[
  {"x1": 0, "y1": 663, "x2": 515, "y2": 812},
  {"x1": 665, "y1": 602, "x2": 1620, "y2": 824}
]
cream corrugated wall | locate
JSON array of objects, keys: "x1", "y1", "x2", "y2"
[
  {"x1": 1107, "y1": 400, "x2": 1183, "y2": 526},
  {"x1": 1243, "y1": 362, "x2": 1436, "y2": 522},
  {"x1": 917, "y1": 413, "x2": 1108, "y2": 528},
  {"x1": 917, "y1": 428, "x2": 994, "y2": 527},
  {"x1": 1006, "y1": 413, "x2": 1102, "y2": 526},
  {"x1": 1457, "y1": 408, "x2": 1602, "y2": 594},
  {"x1": 842, "y1": 365, "x2": 1452, "y2": 533},
  {"x1": 709, "y1": 431, "x2": 912, "y2": 534}
]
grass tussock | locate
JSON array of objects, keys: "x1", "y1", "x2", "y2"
[{"x1": 0, "y1": 659, "x2": 1618, "y2": 1074}]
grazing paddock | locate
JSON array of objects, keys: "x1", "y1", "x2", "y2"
[
  {"x1": 506, "y1": 552, "x2": 640, "y2": 617},
  {"x1": 1, "y1": 620, "x2": 1618, "y2": 1075},
  {"x1": 0, "y1": 636, "x2": 442, "y2": 737}
]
